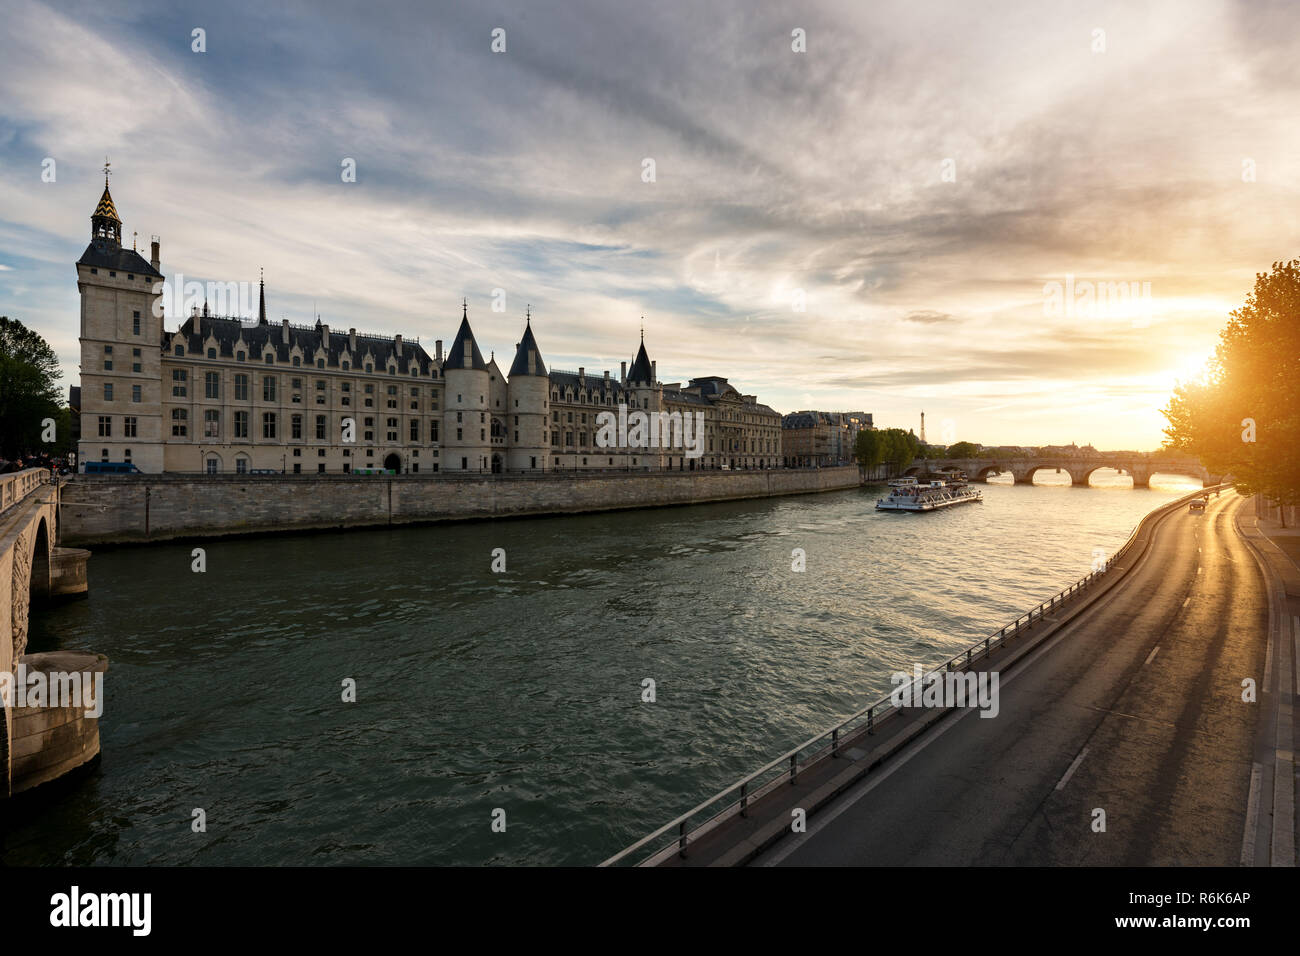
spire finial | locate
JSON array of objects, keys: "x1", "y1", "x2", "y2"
[
  {"x1": 103, "y1": 156, "x2": 111, "y2": 187},
  {"x1": 640, "y1": 317, "x2": 645, "y2": 343},
  {"x1": 462, "y1": 297, "x2": 468, "y2": 319},
  {"x1": 526, "y1": 303, "x2": 531, "y2": 325}
]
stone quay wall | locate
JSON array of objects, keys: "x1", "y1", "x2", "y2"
[{"x1": 58, "y1": 466, "x2": 865, "y2": 546}]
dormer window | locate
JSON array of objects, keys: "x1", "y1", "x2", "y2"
[
  {"x1": 292, "y1": 356, "x2": 301, "y2": 367},
  {"x1": 366, "y1": 364, "x2": 373, "y2": 373},
  {"x1": 317, "y1": 359, "x2": 325, "y2": 369},
  {"x1": 342, "y1": 361, "x2": 350, "y2": 371},
  {"x1": 207, "y1": 348, "x2": 216, "y2": 359},
  {"x1": 265, "y1": 354, "x2": 274, "y2": 364},
  {"x1": 237, "y1": 351, "x2": 246, "y2": 362},
  {"x1": 174, "y1": 345, "x2": 184, "y2": 356}
]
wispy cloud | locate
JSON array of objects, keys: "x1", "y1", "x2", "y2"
[{"x1": 1, "y1": 0, "x2": 1296, "y2": 447}]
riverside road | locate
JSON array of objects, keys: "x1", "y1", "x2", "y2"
[{"x1": 760, "y1": 490, "x2": 1294, "y2": 866}]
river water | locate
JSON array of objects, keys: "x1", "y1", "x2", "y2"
[{"x1": 6, "y1": 471, "x2": 1200, "y2": 865}]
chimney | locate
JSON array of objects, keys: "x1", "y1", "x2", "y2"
[
  {"x1": 150, "y1": 236, "x2": 160, "y2": 271},
  {"x1": 395, "y1": 334, "x2": 403, "y2": 357},
  {"x1": 282, "y1": 318, "x2": 290, "y2": 344},
  {"x1": 321, "y1": 324, "x2": 330, "y2": 348},
  {"x1": 604, "y1": 369, "x2": 610, "y2": 386},
  {"x1": 435, "y1": 339, "x2": 443, "y2": 363},
  {"x1": 578, "y1": 366, "x2": 585, "y2": 385},
  {"x1": 620, "y1": 361, "x2": 627, "y2": 384},
  {"x1": 651, "y1": 360, "x2": 657, "y2": 383},
  {"x1": 349, "y1": 327, "x2": 357, "y2": 351}
]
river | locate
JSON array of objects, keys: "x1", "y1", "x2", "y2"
[{"x1": 6, "y1": 471, "x2": 1201, "y2": 865}]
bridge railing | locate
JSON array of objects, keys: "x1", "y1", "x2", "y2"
[
  {"x1": 600, "y1": 483, "x2": 1225, "y2": 867},
  {"x1": 0, "y1": 468, "x2": 47, "y2": 515}
]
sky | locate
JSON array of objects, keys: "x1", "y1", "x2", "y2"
[{"x1": 1, "y1": 0, "x2": 1297, "y2": 450}]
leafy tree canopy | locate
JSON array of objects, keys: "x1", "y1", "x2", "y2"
[
  {"x1": 0, "y1": 315, "x2": 65, "y2": 459},
  {"x1": 1163, "y1": 260, "x2": 1300, "y2": 506}
]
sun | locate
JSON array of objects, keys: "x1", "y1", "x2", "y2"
[{"x1": 1172, "y1": 351, "x2": 1213, "y2": 386}]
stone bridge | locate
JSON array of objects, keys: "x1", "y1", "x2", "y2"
[
  {"x1": 1, "y1": 469, "x2": 90, "y2": 798},
  {"x1": 905, "y1": 454, "x2": 1216, "y2": 488}
]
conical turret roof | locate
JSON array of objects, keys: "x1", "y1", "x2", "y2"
[
  {"x1": 93, "y1": 184, "x2": 120, "y2": 222},
  {"x1": 446, "y1": 305, "x2": 487, "y2": 371},
  {"x1": 627, "y1": 335, "x2": 653, "y2": 385},
  {"x1": 508, "y1": 318, "x2": 547, "y2": 377}
]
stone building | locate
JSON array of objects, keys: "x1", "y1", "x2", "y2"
[
  {"x1": 782, "y1": 411, "x2": 832, "y2": 467},
  {"x1": 75, "y1": 180, "x2": 782, "y2": 475},
  {"x1": 782, "y1": 410, "x2": 874, "y2": 467}
]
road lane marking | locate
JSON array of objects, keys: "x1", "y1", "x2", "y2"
[
  {"x1": 1242, "y1": 762, "x2": 1262, "y2": 867},
  {"x1": 1144, "y1": 646, "x2": 1160, "y2": 666},
  {"x1": 1055, "y1": 747, "x2": 1090, "y2": 791},
  {"x1": 1197, "y1": 566, "x2": 1203, "y2": 575},
  {"x1": 1182, "y1": 597, "x2": 1191, "y2": 608}
]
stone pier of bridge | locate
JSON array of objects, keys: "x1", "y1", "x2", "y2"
[{"x1": 1, "y1": 470, "x2": 96, "y2": 800}]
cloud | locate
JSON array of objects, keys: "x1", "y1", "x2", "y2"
[
  {"x1": 902, "y1": 310, "x2": 956, "y2": 325},
  {"x1": 0, "y1": 0, "x2": 1295, "y2": 448}
]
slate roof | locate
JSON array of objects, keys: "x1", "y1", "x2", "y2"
[
  {"x1": 77, "y1": 239, "x2": 162, "y2": 278},
  {"x1": 627, "y1": 339, "x2": 654, "y2": 385},
  {"x1": 508, "y1": 321, "x2": 547, "y2": 377},
  {"x1": 445, "y1": 314, "x2": 487, "y2": 371},
  {"x1": 163, "y1": 314, "x2": 436, "y2": 374},
  {"x1": 548, "y1": 369, "x2": 628, "y2": 397},
  {"x1": 782, "y1": 411, "x2": 832, "y2": 429},
  {"x1": 662, "y1": 388, "x2": 711, "y2": 406}
]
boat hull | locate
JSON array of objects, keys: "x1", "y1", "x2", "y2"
[{"x1": 875, "y1": 491, "x2": 982, "y2": 512}]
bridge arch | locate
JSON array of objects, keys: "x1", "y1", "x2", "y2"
[
  {"x1": 10, "y1": 517, "x2": 52, "y2": 664},
  {"x1": 1017, "y1": 464, "x2": 1077, "y2": 485}
]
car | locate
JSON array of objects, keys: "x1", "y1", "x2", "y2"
[{"x1": 1189, "y1": 498, "x2": 1207, "y2": 513}]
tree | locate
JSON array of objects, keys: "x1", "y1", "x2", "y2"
[
  {"x1": 855, "y1": 429, "x2": 884, "y2": 475},
  {"x1": 0, "y1": 315, "x2": 64, "y2": 459},
  {"x1": 872, "y1": 427, "x2": 919, "y2": 477},
  {"x1": 1163, "y1": 259, "x2": 1300, "y2": 520},
  {"x1": 946, "y1": 441, "x2": 980, "y2": 459}
]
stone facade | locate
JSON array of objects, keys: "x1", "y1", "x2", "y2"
[
  {"x1": 58, "y1": 467, "x2": 864, "y2": 546},
  {"x1": 76, "y1": 181, "x2": 784, "y2": 476},
  {"x1": 782, "y1": 410, "x2": 873, "y2": 467}
]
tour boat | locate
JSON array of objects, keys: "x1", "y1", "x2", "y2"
[{"x1": 876, "y1": 478, "x2": 983, "y2": 512}]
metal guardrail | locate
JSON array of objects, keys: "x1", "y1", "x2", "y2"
[{"x1": 601, "y1": 483, "x2": 1226, "y2": 866}]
